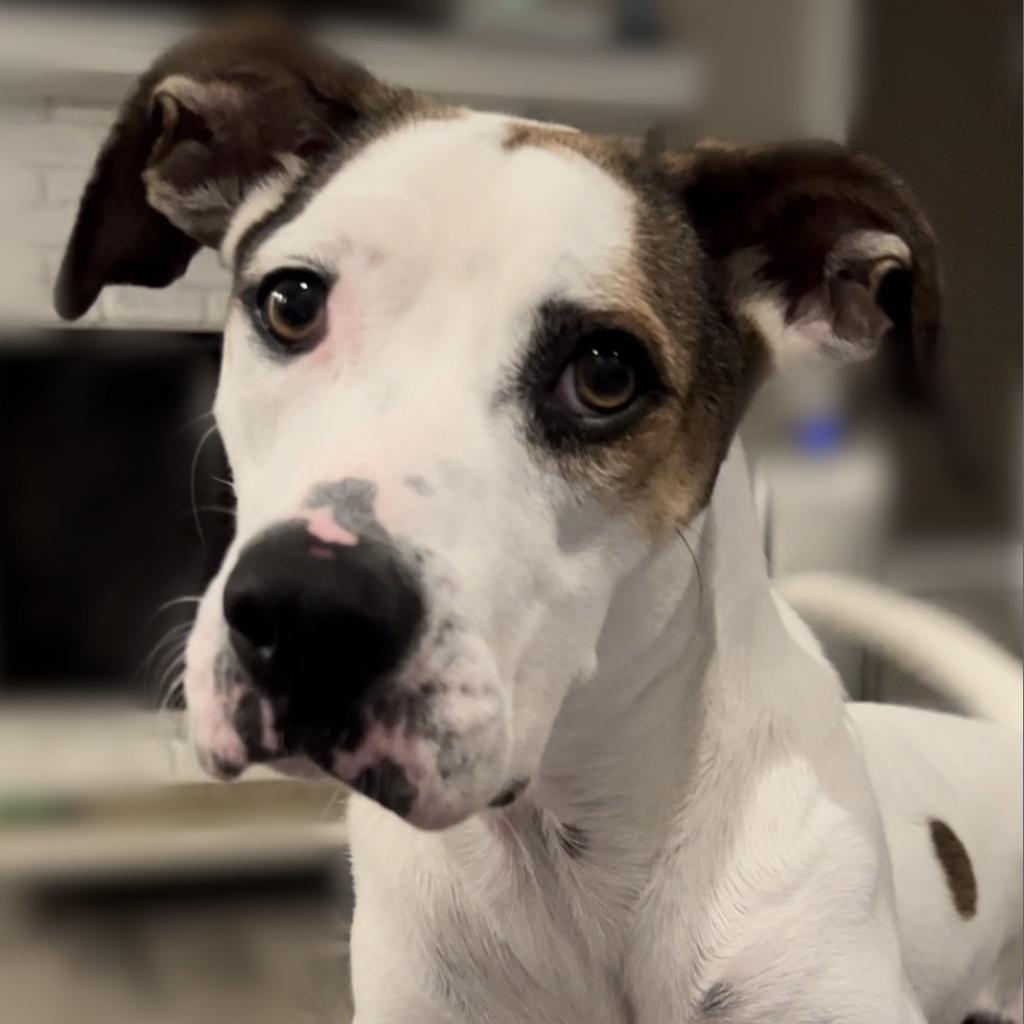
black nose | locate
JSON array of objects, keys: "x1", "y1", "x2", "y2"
[{"x1": 223, "y1": 523, "x2": 424, "y2": 731}]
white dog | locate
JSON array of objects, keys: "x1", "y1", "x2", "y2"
[{"x1": 56, "y1": 21, "x2": 1022, "y2": 1023}]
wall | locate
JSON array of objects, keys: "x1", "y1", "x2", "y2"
[
  {"x1": 849, "y1": 0, "x2": 1023, "y2": 697},
  {"x1": 851, "y1": 0, "x2": 1022, "y2": 538},
  {"x1": 0, "y1": 96, "x2": 231, "y2": 334}
]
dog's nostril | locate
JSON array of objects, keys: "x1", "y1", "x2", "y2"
[
  {"x1": 224, "y1": 588, "x2": 279, "y2": 680},
  {"x1": 230, "y1": 595, "x2": 276, "y2": 651}
]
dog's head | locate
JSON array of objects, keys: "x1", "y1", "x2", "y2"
[{"x1": 57, "y1": 22, "x2": 942, "y2": 828}]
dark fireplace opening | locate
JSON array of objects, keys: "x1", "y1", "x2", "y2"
[{"x1": 0, "y1": 330, "x2": 234, "y2": 701}]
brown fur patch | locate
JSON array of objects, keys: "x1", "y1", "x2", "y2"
[
  {"x1": 929, "y1": 818, "x2": 978, "y2": 919},
  {"x1": 506, "y1": 121, "x2": 764, "y2": 534},
  {"x1": 676, "y1": 140, "x2": 944, "y2": 407},
  {"x1": 506, "y1": 125, "x2": 943, "y2": 537},
  {"x1": 504, "y1": 122, "x2": 618, "y2": 163}
]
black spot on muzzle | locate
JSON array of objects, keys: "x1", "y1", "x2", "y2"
[{"x1": 351, "y1": 758, "x2": 418, "y2": 818}]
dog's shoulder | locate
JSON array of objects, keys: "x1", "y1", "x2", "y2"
[{"x1": 622, "y1": 690, "x2": 899, "y2": 1019}]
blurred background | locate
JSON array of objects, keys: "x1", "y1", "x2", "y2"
[{"x1": 0, "y1": 1, "x2": 1019, "y2": 1021}]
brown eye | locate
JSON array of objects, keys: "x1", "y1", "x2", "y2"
[
  {"x1": 259, "y1": 270, "x2": 328, "y2": 348},
  {"x1": 555, "y1": 333, "x2": 644, "y2": 416}
]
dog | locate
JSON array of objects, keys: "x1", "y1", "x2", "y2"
[{"x1": 55, "y1": 21, "x2": 1022, "y2": 1024}]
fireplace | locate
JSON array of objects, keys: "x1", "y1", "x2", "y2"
[{"x1": 0, "y1": 329, "x2": 233, "y2": 701}]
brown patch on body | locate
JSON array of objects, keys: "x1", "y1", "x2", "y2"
[{"x1": 929, "y1": 818, "x2": 978, "y2": 919}]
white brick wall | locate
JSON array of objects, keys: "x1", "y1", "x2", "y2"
[{"x1": 0, "y1": 96, "x2": 232, "y2": 333}]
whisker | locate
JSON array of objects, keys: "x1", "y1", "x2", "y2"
[
  {"x1": 144, "y1": 620, "x2": 193, "y2": 656},
  {"x1": 175, "y1": 409, "x2": 216, "y2": 436},
  {"x1": 149, "y1": 642, "x2": 190, "y2": 708},
  {"x1": 139, "y1": 624, "x2": 192, "y2": 686},
  {"x1": 142, "y1": 595, "x2": 201, "y2": 634},
  {"x1": 138, "y1": 597, "x2": 200, "y2": 710},
  {"x1": 190, "y1": 423, "x2": 222, "y2": 545},
  {"x1": 157, "y1": 666, "x2": 187, "y2": 712},
  {"x1": 155, "y1": 595, "x2": 202, "y2": 612},
  {"x1": 675, "y1": 525, "x2": 704, "y2": 610}
]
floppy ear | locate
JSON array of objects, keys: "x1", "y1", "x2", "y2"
[
  {"x1": 54, "y1": 20, "x2": 411, "y2": 320},
  {"x1": 678, "y1": 141, "x2": 944, "y2": 404}
]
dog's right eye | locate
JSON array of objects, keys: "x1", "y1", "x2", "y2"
[
  {"x1": 257, "y1": 270, "x2": 329, "y2": 350},
  {"x1": 555, "y1": 333, "x2": 644, "y2": 416}
]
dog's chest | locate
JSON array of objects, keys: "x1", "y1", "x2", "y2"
[
  {"x1": 350, "y1": 801, "x2": 642, "y2": 1023},
  {"x1": 429, "y1": 888, "x2": 632, "y2": 1024}
]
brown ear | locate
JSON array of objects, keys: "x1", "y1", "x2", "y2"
[
  {"x1": 678, "y1": 141, "x2": 944, "y2": 404},
  {"x1": 54, "y1": 20, "x2": 410, "y2": 321}
]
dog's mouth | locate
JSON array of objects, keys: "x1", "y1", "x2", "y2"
[{"x1": 192, "y1": 646, "x2": 512, "y2": 829}]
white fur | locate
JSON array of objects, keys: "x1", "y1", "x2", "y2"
[
  {"x1": 191, "y1": 113, "x2": 645, "y2": 828},
  {"x1": 740, "y1": 288, "x2": 878, "y2": 367},
  {"x1": 735, "y1": 229, "x2": 912, "y2": 368},
  {"x1": 177, "y1": 113, "x2": 1023, "y2": 1022},
  {"x1": 220, "y1": 154, "x2": 307, "y2": 266}
]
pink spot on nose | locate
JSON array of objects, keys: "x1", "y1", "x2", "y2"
[
  {"x1": 309, "y1": 544, "x2": 337, "y2": 560},
  {"x1": 303, "y1": 507, "x2": 357, "y2": 546}
]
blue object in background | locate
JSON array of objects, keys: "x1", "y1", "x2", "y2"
[{"x1": 792, "y1": 414, "x2": 848, "y2": 457}]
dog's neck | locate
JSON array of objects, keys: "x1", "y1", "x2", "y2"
[
  {"x1": 522, "y1": 442, "x2": 785, "y2": 855},
  {"x1": 362, "y1": 441, "x2": 839, "y2": 993}
]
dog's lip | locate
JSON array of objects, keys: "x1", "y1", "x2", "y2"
[
  {"x1": 198, "y1": 749, "x2": 248, "y2": 781},
  {"x1": 198, "y1": 649, "x2": 508, "y2": 823},
  {"x1": 198, "y1": 737, "x2": 510, "y2": 830},
  {"x1": 197, "y1": 744, "x2": 330, "y2": 783}
]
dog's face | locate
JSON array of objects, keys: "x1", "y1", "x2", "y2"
[
  {"x1": 197, "y1": 115, "x2": 732, "y2": 827},
  {"x1": 57, "y1": 23, "x2": 941, "y2": 829}
]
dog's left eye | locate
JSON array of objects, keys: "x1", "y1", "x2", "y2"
[
  {"x1": 554, "y1": 332, "x2": 651, "y2": 417},
  {"x1": 258, "y1": 270, "x2": 328, "y2": 349}
]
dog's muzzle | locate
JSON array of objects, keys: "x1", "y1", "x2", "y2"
[
  {"x1": 223, "y1": 521, "x2": 424, "y2": 761},
  {"x1": 199, "y1": 514, "x2": 510, "y2": 828}
]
